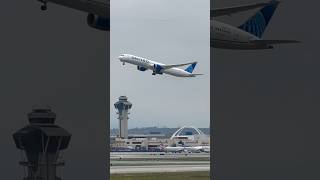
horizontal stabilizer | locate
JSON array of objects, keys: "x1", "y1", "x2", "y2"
[
  {"x1": 190, "y1": 74, "x2": 204, "y2": 77},
  {"x1": 251, "y1": 40, "x2": 300, "y2": 45}
]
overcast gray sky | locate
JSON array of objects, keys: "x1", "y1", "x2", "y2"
[
  {"x1": 213, "y1": 0, "x2": 320, "y2": 180},
  {"x1": 110, "y1": 0, "x2": 210, "y2": 129}
]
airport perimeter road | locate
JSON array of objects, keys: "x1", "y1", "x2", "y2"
[
  {"x1": 110, "y1": 152, "x2": 210, "y2": 174},
  {"x1": 111, "y1": 160, "x2": 208, "y2": 166},
  {"x1": 110, "y1": 164, "x2": 210, "y2": 174},
  {"x1": 110, "y1": 152, "x2": 210, "y2": 161}
]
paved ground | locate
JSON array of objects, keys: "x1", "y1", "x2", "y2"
[
  {"x1": 110, "y1": 152, "x2": 210, "y2": 174},
  {"x1": 110, "y1": 171, "x2": 210, "y2": 180},
  {"x1": 111, "y1": 160, "x2": 209, "y2": 166},
  {"x1": 111, "y1": 152, "x2": 210, "y2": 160},
  {"x1": 111, "y1": 164, "x2": 210, "y2": 174}
]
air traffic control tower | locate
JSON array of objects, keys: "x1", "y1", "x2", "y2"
[
  {"x1": 13, "y1": 108, "x2": 71, "y2": 180},
  {"x1": 114, "y1": 96, "x2": 132, "y2": 139}
]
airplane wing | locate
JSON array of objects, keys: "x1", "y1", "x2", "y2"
[
  {"x1": 251, "y1": 40, "x2": 301, "y2": 45},
  {"x1": 211, "y1": 2, "x2": 269, "y2": 17},
  {"x1": 161, "y1": 62, "x2": 197, "y2": 69},
  {"x1": 42, "y1": 0, "x2": 109, "y2": 17}
]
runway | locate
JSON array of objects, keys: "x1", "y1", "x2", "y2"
[
  {"x1": 111, "y1": 152, "x2": 210, "y2": 160},
  {"x1": 110, "y1": 152, "x2": 210, "y2": 174},
  {"x1": 111, "y1": 160, "x2": 208, "y2": 166},
  {"x1": 111, "y1": 164, "x2": 209, "y2": 174}
]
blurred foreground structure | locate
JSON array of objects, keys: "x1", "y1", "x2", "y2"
[{"x1": 13, "y1": 108, "x2": 71, "y2": 180}]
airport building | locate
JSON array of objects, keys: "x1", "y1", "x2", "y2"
[
  {"x1": 112, "y1": 96, "x2": 210, "y2": 152},
  {"x1": 114, "y1": 96, "x2": 132, "y2": 139},
  {"x1": 110, "y1": 126, "x2": 210, "y2": 151},
  {"x1": 169, "y1": 126, "x2": 210, "y2": 146},
  {"x1": 13, "y1": 108, "x2": 71, "y2": 180}
]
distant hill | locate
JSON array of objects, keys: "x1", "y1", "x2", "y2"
[{"x1": 110, "y1": 127, "x2": 210, "y2": 137}]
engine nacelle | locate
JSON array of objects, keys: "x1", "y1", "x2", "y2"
[
  {"x1": 137, "y1": 66, "x2": 147, "y2": 71},
  {"x1": 153, "y1": 64, "x2": 164, "y2": 74},
  {"x1": 87, "y1": 13, "x2": 110, "y2": 31}
]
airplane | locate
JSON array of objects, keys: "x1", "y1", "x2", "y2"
[
  {"x1": 190, "y1": 146, "x2": 210, "y2": 153},
  {"x1": 163, "y1": 146, "x2": 186, "y2": 153},
  {"x1": 162, "y1": 145, "x2": 210, "y2": 153},
  {"x1": 182, "y1": 146, "x2": 210, "y2": 153},
  {"x1": 211, "y1": 0, "x2": 299, "y2": 49},
  {"x1": 118, "y1": 54, "x2": 203, "y2": 77},
  {"x1": 33, "y1": 0, "x2": 109, "y2": 31}
]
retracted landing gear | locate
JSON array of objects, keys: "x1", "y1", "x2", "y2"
[{"x1": 40, "y1": 1, "x2": 47, "y2": 11}]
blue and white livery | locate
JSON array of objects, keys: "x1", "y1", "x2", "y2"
[
  {"x1": 211, "y1": 0, "x2": 299, "y2": 49},
  {"x1": 118, "y1": 54, "x2": 202, "y2": 77}
]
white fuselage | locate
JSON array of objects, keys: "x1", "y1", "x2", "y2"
[
  {"x1": 164, "y1": 146, "x2": 210, "y2": 153},
  {"x1": 118, "y1": 54, "x2": 196, "y2": 77},
  {"x1": 184, "y1": 146, "x2": 210, "y2": 153},
  {"x1": 164, "y1": 146, "x2": 186, "y2": 152},
  {"x1": 211, "y1": 20, "x2": 271, "y2": 49}
]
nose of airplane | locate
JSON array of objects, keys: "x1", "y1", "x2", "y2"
[{"x1": 118, "y1": 55, "x2": 123, "y2": 61}]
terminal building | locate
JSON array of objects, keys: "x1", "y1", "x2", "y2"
[
  {"x1": 112, "y1": 96, "x2": 210, "y2": 152},
  {"x1": 110, "y1": 126, "x2": 210, "y2": 151}
]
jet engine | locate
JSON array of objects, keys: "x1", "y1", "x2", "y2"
[
  {"x1": 87, "y1": 13, "x2": 110, "y2": 31},
  {"x1": 152, "y1": 64, "x2": 163, "y2": 75},
  {"x1": 137, "y1": 66, "x2": 147, "y2": 71}
]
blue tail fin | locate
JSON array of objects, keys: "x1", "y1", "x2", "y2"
[
  {"x1": 239, "y1": 0, "x2": 280, "y2": 38},
  {"x1": 185, "y1": 62, "x2": 197, "y2": 73}
]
